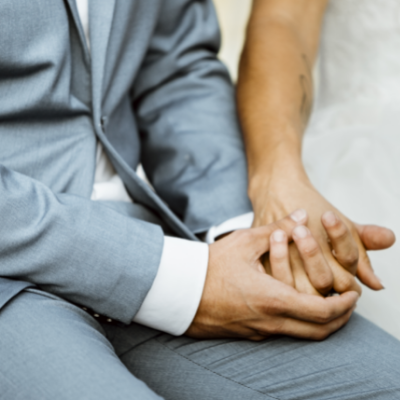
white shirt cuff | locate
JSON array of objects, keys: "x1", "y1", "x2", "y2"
[
  {"x1": 205, "y1": 212, "x2": 254, "y2": 243},
  {"x1": 132, "y1": 213, "x2": 253, "y2": 335},
  {"x1": 133, "y1": 236, "x2": 209, "y2": 336}
]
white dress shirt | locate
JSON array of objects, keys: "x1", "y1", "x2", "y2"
[{"x1": 76, "y1": 0, "x2": 252, "y2": 335}]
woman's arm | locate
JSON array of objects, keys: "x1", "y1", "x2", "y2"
[
  {"x1": 238, "y1": 0, "x2": 324, "y2": 181},
  {"x1": 237, "y1": 0, "x2": 392, "y2": 294}
]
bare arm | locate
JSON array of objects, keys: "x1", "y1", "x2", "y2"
[
  {"x1": 237, "y1": 0, "x2": 394, "y2": 294},
  {"x1": 238, "y1": 0, "x2": 326, "y2": 182}
]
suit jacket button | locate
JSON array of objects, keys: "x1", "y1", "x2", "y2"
[{"x1": 100, "y1": 116, "x2": 107, "y2": 132}]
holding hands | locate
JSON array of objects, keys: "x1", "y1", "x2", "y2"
[
  {"x1": 187, "y1": 212, "x2": 359, "y2": 341},
  {"x1": 250, "y1": 174, "x2": 395, "y2": 297},
  {"x1": 187, "y1": 206, "x2": 395, "y2": 341}
]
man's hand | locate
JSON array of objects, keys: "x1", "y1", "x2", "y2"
[
  {"x1": 251, "y1": 175, "x2": 395, "y2": 295},
  {"x1": 186, "y1": 215, "x2": 359, "y2": 341}
]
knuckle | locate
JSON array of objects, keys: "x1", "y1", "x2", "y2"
[
  {"x1": 317, "y1": 308, "x2": 335, "y2": 324},
  {"x1": 337, "y1": 249, "x2": 359, "y2": 267},
  {"x1": 270, "y1": 248, "x2": 287, "y2": 261},
  {"x1": 260, "y1": 297, "x2": 284, "y2": 316},
  {"x1": 314, "y1": 273, "x2": 334, "y2": 293},
  {"x1": 237, "y1": 229, "x2": 253, "y2": 243},
  {"x1": 332, "y1": 224, "x2": 349, "y2": 241},
  {"x1": 334, "y1": 274, "x2": 354, "y2": 293},
  {"x1": 230, "y1": 230, "x2": 244, "y2": 241},
  {"x1": 271, "y1": 319, "x2": 286, "y2": 335},
  {"x1": 243, "y1": 229, "x2": 255, "y2": 239},
  {"x1": 301, "y1": 242, "x2": 320, "y2": 258},
  {"x1": 276, "y1": 220, "x2": 292, "y2": 233},
  {"x1": 268, "y1": 222, "x2": 281, "y2": 232},
  {"x1": 256, "y1": 322, "x2": 279, "y2": 337},
  {"x1": 264, "y1": 324, "x2": 279, "y2": 336}
]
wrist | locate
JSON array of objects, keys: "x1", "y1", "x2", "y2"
[{"x1": 247, "y1": 149, "x2": 311, "y2": 203}]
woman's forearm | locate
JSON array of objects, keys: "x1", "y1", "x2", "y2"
[
  {"x1": 237, "y1": 0, "x2": 328, "y2": 198},
  {"x1": 236, "y1": 1, "x2": 388, "y2": 295}
]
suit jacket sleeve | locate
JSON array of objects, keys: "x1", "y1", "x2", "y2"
[
  {"x1": 132, "y1": 0, "x2": 253, "y2": 234},
  {"x1": 0, "y1": 164, "x2": 164, "y2": 324}
]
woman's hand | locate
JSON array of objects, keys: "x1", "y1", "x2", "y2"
[{"x1": 251, "y1": 170, "x2": 395, "y2": 296}]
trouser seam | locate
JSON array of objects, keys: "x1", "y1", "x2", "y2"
[
  {"x1": 116, "y1": 332, "x2": 164, "y2": 359},
  {"x1": 154, "y1": 337, "x2": 280, "y2": 400}
]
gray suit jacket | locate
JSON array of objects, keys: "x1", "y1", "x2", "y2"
[{"x1": 0, "y1": 0, "x2": 251, "y2": 324}]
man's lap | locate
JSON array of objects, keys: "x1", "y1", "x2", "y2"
[
  {"x1": 109, "y1": 314, "x2": 400, "y2": 400},
  {"x1": 1, "y1": 288, "x2": 400, "y2": 400}
]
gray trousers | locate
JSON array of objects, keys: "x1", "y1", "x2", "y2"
[{"x1": 1, "y1": 288, "x2": 400, "y2": 400}]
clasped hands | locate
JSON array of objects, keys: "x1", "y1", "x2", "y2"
[{"x1": 187, "y1": 207, "x2": 395, "y2": 341}]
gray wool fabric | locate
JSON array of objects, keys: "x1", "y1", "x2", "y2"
[{"x1": 1, "y1": 288, "x2": 400, "y2": 399}]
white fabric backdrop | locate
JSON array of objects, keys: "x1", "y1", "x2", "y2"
[{"x1": 213, "y1": 0, "x2": 251, "y2": 82}]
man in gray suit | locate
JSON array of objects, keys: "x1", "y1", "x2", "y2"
[{"x1": 1, "y1": 0, "x2": 400, "y2": 399}]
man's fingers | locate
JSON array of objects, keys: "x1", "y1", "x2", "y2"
[
  {"x1": 289, "y1": 244, "x2": 322, "y2": 296},
  {"x1": 354, "y1": 223, "x2": 396, "y2": 250},
  {"x1": 292, "y1": 225, "x2": 333, "y2": 295},
  {"x1": 255, "y1": 307, "x2": 355, "y2": 341},
  {"x1": 278, "y1": 289, "x2": 359, "y2": 324},
  {"x1": 325, "y1": 255, "x2": 362, "y2": 294},
  {"x1": 270, "y1": 230, "x2": 294, "y2": 286},
  {"x1": 284, "y1": 307, "x2": 355, "y2": 340},
  {"x1": 321, "y1": 211, "x2": 359, "y2": 275},
  {"x1": 250, "y1": 209, "x2": 309, "y2": 257}
]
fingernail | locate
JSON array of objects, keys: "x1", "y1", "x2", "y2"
[
  {"x1": 290, "y1": 209, "x2": 307, "y2": 223},
  {"x1": 293, "y1": 225, "x2": 309, "y2": 239},
  {"x1": 272, "y1": 230, "x2": 285, "y2": 242},
  {"x1": 322, "y1": 211, "x2": 337, "y2": 227}
]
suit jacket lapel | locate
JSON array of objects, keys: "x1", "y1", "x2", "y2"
[
  {"x1": 64, "y1": 0, "x2": 91, "y2": 63},
  {"x1": 89, "y1": 0, "x2": 116, "y2": 116},
  {"x1": 87, "y1": 0, "x2": 198, "y2": 241}
]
